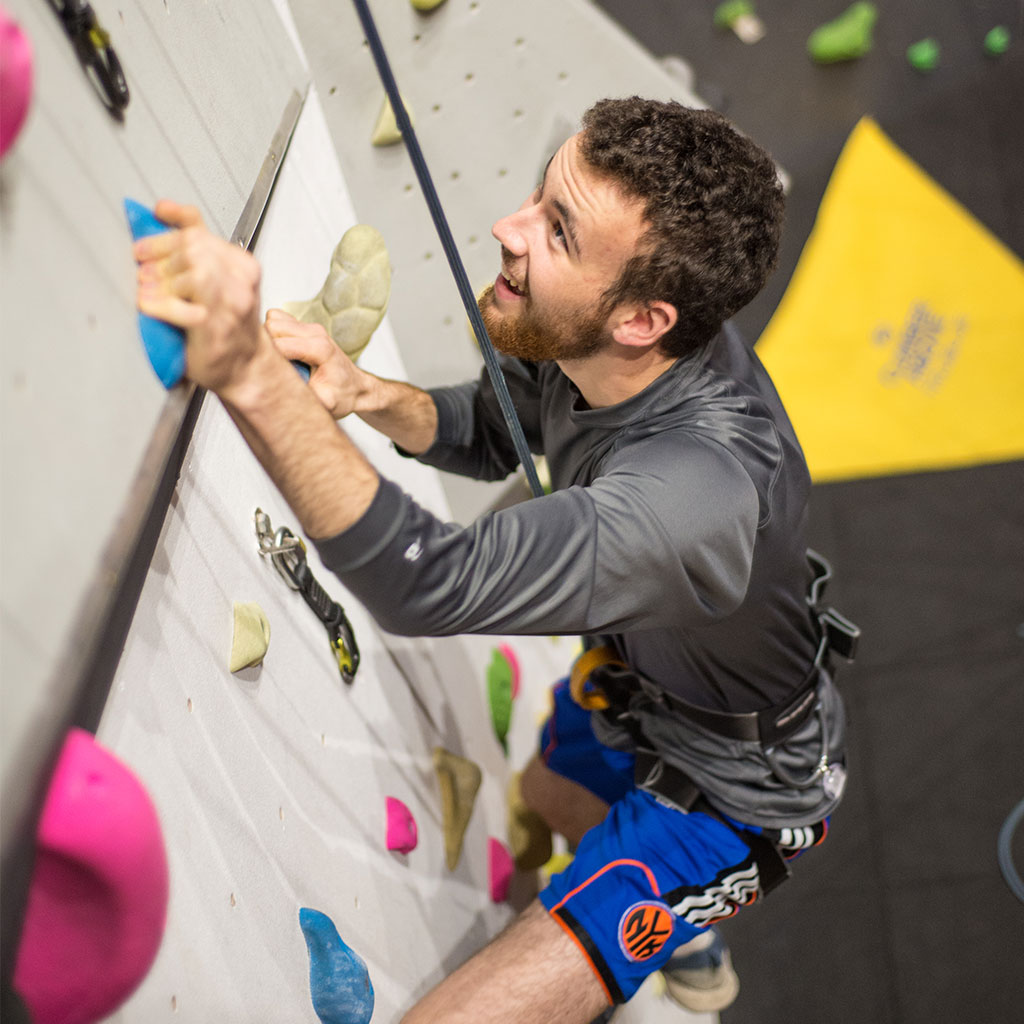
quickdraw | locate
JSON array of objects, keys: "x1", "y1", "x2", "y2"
[
  {"x1": 47, "y1": 0, "x2": 130, "y2": 116},
  {"x1": 254, "y1": 508, "x2": 360, "y2": 684}
]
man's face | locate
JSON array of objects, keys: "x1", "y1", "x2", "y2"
[{"x1": 479, "y1": 134, "x2": 648, "y2": 363}]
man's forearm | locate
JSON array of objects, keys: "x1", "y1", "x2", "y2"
[
  {"x1": 220, "y1": 338, "x2": 381, "y2": 541},
  {"x1": 355, "y1": 374, "x2": 439, "y2": 455}
]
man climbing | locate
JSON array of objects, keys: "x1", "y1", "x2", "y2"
[{"x1": 135, "y1": 97, "x2": 852, "y2": 1023}]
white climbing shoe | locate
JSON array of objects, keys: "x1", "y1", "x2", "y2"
[{"x1": 661, "y1": 927, "x2": 740, "y2": 1013}]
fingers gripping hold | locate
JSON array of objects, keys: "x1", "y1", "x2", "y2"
[{"x1": 132, "y1": 200, "x2": 266, "y2": 392}]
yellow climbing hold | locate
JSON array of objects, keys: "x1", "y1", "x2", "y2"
[
  {"x1": 229, "y1": 602, "x2": 271, "y2": 672},
  {"x1": 757, "y1": 117, "x2": 1024, "y2": 481},
  {"x1": 539, "y1": 851, "x2": 575, "y2": 886},
  {"x1": 410, "y1": 0, "x2": 447, "y2": 10},
  {"x1": 371, "y1": 94, "x2": 414, "y2": 147},
  {"x1": 432, "y1": 747, "x2": 482, "y2": 871},
  {"x1": 282, "y1": 224, "x2": 391, "y2": 362}
]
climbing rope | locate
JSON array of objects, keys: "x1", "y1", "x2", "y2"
[{"x1": 350, "y1": 0, "x2": 544, "y2": 499}]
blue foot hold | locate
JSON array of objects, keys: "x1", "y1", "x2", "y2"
[
  {"x1": 123, "y1": 198, "x2": 186, "y2": 389},
  {"x1": 299, "y1": 907, "x2": 375, "y2": 1024}
]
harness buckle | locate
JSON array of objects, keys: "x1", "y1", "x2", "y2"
[
  {"x1": 819, "y1": 607, "x2": 860, "y2": 663},
  {"x1": 807, "y1": 549, "x2": 861, "y2": 666}
]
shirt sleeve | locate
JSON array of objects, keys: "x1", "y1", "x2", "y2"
[
  {"x1": 407, "y1": 356, "x2": 545, "y2": 481},
  {"x1": 313, "y1": 433, "x2": 759, "y2": 638}
]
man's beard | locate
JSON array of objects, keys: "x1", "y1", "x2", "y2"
[{"x1": 478, "y1": 284, "x2": 608, "y2": 362}]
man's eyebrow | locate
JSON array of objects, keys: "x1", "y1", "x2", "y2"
[{"x1": 538, "y1": 152, "x2": 556, "y2": 194}]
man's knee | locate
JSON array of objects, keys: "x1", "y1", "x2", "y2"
[{"x1": 519, "y1": 755, "x2": 609, "y2": 846}]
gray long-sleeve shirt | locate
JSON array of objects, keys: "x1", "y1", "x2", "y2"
[{"x1": 315, "y1": 327, "x2": 820, "y2": 716}]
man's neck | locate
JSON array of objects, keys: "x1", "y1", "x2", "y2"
[{"x1": 557, "y1": 345, "x2": 679, "y2": 409}]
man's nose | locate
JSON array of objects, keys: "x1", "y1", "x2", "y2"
[{"x1": 492, "y1": 208, "x2": 528, "y2": 257}]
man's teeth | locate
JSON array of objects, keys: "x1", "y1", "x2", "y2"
[{"x1": 503, "y1": 272, "x2": 526, "y2": 295}]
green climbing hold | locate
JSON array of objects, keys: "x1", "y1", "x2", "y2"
[
  {"x1": 984, "y1": 26, "x2": 1010, "y2": 56},
  {"x1": 714, "y1": 0, "x2": 755, "y2": 30},
  {"x1": 808, "y1": 3, "x2": 877, "y2": 64},
  {"x1": 907, "y1": 37, "x2": 940, "y2": 72},
  {"x1": 487, "y1": 648, "x2": 514, "y2": 754}
]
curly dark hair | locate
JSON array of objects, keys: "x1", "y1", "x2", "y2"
[{"x1": 580, "y1": 97, "x2": 784, "y2": 359}]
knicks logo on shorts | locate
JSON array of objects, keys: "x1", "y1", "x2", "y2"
[{"x1": 617, "y1": 901, "x2": 675, "y2": 962}]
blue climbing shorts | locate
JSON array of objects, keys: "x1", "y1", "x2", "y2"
[{"x1": 537, "y1": 679, "x2": 826, "y2": 1005}]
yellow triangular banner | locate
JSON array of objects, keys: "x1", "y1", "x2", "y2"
[{"x1": 757, "y1": 117, "x2": 1024, "y2": 482}]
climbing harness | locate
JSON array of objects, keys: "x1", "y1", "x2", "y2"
[
  {"x1": 47, "y1": 0, "x2": 129, "y2": 115},
  {"x1": 350, "y1": 0, "x2": 543, "y2": 499},
  {"x1": 254, "y1": 509, "x2": 360, "y2": 684},
  {"x1": 569, "y1": 550, "x2": 861, "y2": 893}
]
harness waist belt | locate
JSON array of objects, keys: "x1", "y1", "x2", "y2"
[{"x1": 592, "y1": 661, "x2": 821, "y2": 748}]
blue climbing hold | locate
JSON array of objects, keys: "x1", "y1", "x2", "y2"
[
  {"x1": 299, "y1": 907, "x2": 375, "y2": 1024},
  {"x1": 123, "y1": 198, "x2": 186, "y2": 389}
]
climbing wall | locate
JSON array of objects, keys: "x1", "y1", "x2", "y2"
[{"x1": 5, "y1": 0, "x2": 714, "y2": 1020}]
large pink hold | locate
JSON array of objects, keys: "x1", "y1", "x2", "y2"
[
  {"x1": 488, "y1": 837, "x2": 514, "y2": 903},
  {"x1": 385, "y1": 796, "x2": 418, "y2": 855},
  {"x1": 14, "y1": 728, "x2": 169, "y2": 1024},
  {"x1": 0, "y1": 6, "x2": 33, "y2": 159}
]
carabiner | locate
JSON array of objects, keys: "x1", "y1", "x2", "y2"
[{"x1": 254, "y1": 508, "x2": 360, "y2": 684}]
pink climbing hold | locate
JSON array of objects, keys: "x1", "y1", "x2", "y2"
[
  {"x1": 385, "y1": 796, "x2": 418, "y2": 854},
  {"x1": 498, "y1": 643, "x2": 521, "y2": 699},
  {"x1": 488, "y1": 837, "x2": 514, "y2": 903},
  {"x1": 0, "y1": 5, "x2": 33, "y2": 159},
  {"x1": 13, "y1": 728, "x2": 169, "y2": 1024}
]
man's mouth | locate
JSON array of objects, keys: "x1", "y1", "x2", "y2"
[{"x1": 499, "y1": 269, "x2": 527, "y2": 297}]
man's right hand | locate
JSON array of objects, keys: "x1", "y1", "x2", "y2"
[
  {"x1": 266, "y1": 309, "x2": 439, "y2": 455},
  {"x1": 264, "y1": 309, "x2": 369, "y2": 420}
]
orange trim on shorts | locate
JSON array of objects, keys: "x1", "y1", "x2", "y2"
[
  {"x1": 547, "y1": 909, "x2": 616, "y2": 1007},
  {"x1": 549, "y1": 858, "x2": 662, "y2": 911}
]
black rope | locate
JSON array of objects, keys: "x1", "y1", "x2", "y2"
[{"x1": 351, "y1": 0, "x2": 544, "y2": 499}]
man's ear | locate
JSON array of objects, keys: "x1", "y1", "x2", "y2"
[{"x1": 610, "y1": 301, "x2": 678, "y2": 349}]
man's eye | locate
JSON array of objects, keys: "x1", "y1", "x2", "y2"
[{"x1": 553, "y1": 222, "x2": 566, "y2": 246}]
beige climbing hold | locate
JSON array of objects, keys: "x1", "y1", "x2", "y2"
[
  {"x1": 281, "y1": 224, "x2": 391, "y2": 362},
  {"x1": 506, "y1": 772, "x2": 552, "y2": 871},
  {"x1": 432, "y1": 747, "x2": 482, "y2": 871},
  {"x1": 229, "y1": 602, "x2": 271, "y2": 672},
  {"x1": 410, "y1": 0, "x2": 447, "y2": 11},
  {"x1": 371, "y1": 94, "x2": 414, "y2": 147}
]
